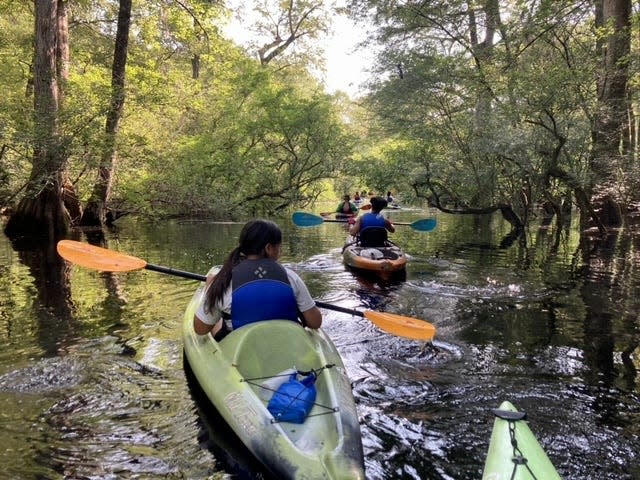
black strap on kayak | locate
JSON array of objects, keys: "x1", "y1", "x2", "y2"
[
  {"x1": 492, "y1": 408, "x2": 541, "y2": 480},
  {"x1": 242, "y1": 364, "x2": 340, "y2": 421},
  {"x1": 242, "y1": 364, "x2": 335, "y2": 383}
]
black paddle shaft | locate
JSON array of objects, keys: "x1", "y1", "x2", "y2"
[
  {"x1": 315, "y1": 301, "x2": 364, "y2": 318},
  {"x1": 145, "y1": 263, "x2": 207, "y2": 282}
]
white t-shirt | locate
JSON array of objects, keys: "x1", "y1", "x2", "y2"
[{"x1": 196, "y1": 267, "x2": 316, "y2": 327}]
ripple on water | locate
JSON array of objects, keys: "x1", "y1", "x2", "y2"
[
  {"x1": 288, "y1": 252, "x2": 344, "y2": 273},
  {"x1": 0, "y1": 355, "x2": 86, "y2": 393},
  {"x1": 0, "y1": 332, "x2": 222, "y2": 479},
  {"x1": 41, "y1": 352, "x2": 220, "y2": 479},
  {"x1": 407, "y1": 277, "x2": 551, "y2": 302}
]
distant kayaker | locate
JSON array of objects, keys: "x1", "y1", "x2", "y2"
[
  {"x1": 193, "y1": 219, "x2": 322, "y2": 339},
  {"x1": 386, "y1": 191, "x2": 395, "y2": 204},
  {"x1": 336, "y1": 194, "x2": 358, "y2": 216},
  {"x1": 348, "y1": 196, "x2": 396, "y2": 247}
]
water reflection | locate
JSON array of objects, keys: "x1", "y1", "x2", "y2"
[
  {"x1": 0, "y1": 212, "x2": 638, "y2": 479},
  {"x1": 348, "y1": 269, "x2": 406, "y2": 312},
  {"x1": 13, "y1": 238, "x2": 76, "y2": 356}
]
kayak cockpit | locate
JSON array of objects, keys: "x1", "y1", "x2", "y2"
[{"x1": 219, "y1": 321, "x2": 342, "y2": 449}]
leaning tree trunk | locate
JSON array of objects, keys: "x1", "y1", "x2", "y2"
[
  {"x1": 4, "y1": 0, "x2": 72, "y2": 240},
  {"x1": 81, "y1": 0, "x2": 131, "y2": 227}
]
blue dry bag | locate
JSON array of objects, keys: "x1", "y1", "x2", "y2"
[{"x1": 267, "y1": 372, "x2": 317, "y2": 423}]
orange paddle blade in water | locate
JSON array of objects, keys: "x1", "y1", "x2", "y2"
[{"x1": 363, "y1": 310, "x2": 436, "y2": 341}]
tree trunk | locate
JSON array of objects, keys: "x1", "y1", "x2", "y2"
[
  {"x1": 81, "y1": 0, "x2": 131, "y2": 227},
  {"x1": 590, "y1": 0, "x2": 631, "y2": 227},
  {"x1": 5, "y1": 0, "x2": 72, "y2": 240},
  {"x1": 469, "y1": 0, "x2": 499, "y2": 131}
]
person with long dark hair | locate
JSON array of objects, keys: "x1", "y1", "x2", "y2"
[{"x1": 193, "y1": 219, "x2": 322, "y2": 338}]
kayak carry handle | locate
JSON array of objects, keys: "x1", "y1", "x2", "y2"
[{"x1": 492, "y1": 408, "x2": 527, "y2": 421}]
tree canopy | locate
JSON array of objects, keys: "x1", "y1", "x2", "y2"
[{"x1": 0, "y1": 0, "x2": 638, "y2": 239}]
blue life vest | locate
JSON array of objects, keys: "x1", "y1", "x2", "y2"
[
  {"x1": 230, "y1": 259, "x2": 299, "y2": 329},
  {"x1": 359, "y1": 213, "x2": 388, "y2": 247},
  {"x1": 360, "y1": 212, "x2": 386, "y2": 229}
]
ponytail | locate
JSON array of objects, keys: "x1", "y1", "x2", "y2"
[
  {"x1": 203, "y1": 219, "x2": 283, "y2": 313},
  {"x1": 204, "y1": 247, "x2": 241, "y2": 313}
]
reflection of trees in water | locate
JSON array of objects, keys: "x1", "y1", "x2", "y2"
[
  {"x1": 83, "y1": 229, "x2": 128, "y2": 329},
  {"x1": 14, "y1": 237, "x2": 76, "y2": 356},
  {"x1": 458, "y1": 215, "x2": 637, "y2": 394},
  {"x1": 11, "y1": 227, "x2": 129, "y2": 356},
  {"x1": 608, "y1": 231, "x2": 640, "y2": 392},
  {"x1": 578, "y1": 233, "x2": 619, "y2": 388},
  {"x1": 575, "y1": 227, "x2": 640, "y2": 416}
]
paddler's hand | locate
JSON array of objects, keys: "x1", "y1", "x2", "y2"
[{"x1": 348, "y1": 217, "x2": 356, "y2": 225}]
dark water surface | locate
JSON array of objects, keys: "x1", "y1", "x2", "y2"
[{"x1": 0, "y1": 209, "x2": 638, "y2": 479}]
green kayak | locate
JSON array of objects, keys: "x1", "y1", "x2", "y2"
[
  {"x1": 482, "y1": 401, "x2": 562, "y2": 480},
  {"x1": 182, "y1": 280, "x2": 365, "y2": 479}
]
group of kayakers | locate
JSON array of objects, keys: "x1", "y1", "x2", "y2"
[
  {"x1": 192, "y1": 193, "x2": 398, "y2": 341},
  {"x1": 337, "y1": 190, "x2": 397, "y2": 215},
  {"x1": 353, "y1": 190, "x2": 394, "y2": 201}
]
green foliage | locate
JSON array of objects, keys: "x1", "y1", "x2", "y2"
[
  {"x1": 0, "y1": 2, "x2": 35, "y2": 201},
  {"x1": 347, "y1": 0, "x2": 603, "y2": 221},
  {"x1": 0, "y1": 0, "x2": 352, "y2": 218},
  {"x1": 11, "y1": 0, "x2": 622, "y2": 225},
  {"x1": 141, "y1": 62, "x2": 353, "y2": 216},
  {"x1": 239, "y1": 0, "x2": 334, "y2": 68}
]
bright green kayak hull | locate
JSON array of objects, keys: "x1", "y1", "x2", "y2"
[
  {"x1": 182, "y1": 282, "x2": 365, "y2": 479},
  {"x1": 482, "y1": 401, "x2": 562, "y2": 480}
]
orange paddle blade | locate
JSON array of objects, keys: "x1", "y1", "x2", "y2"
[
  {"x1": 57, "y1": 240, "x2": 148, "y2": 272},
  {"x1": 363, "y1": 310, "x2": 436, "y2": 341}
]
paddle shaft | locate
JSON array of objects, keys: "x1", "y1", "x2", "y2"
[
  {"x1": 388, "y1": 221, "x2": 417, "y2": 226},
  {"x1": 321, "y1": 218, "x2": 415, "y2": 226},
  {"x1": 145, "y1": 263, "x2": 365, "y2": 319},
  {"x1": 315, "y1": 301, "x2": 364, "y2": 318},
  {"x1": 145, "y1": 263, "x2": 206, "y2": 282},
  {"x1": 320, "y1": 218, "x2": 353, "y2": 224}
]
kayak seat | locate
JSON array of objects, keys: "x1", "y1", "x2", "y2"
[
  {"x1": 219, "y1": 320, "x2": 319, "y2": 382},
  {"x1": 380, "y1": 249, "x2": 400, "y2": 260},
  {"x1": 353, "y1": 247, "x2": 400, "y2": 261},
  {"x1": 359, "y1": 248, "x2": 384, "y2": 260},
  {"x1": 358, "y1": 227, "x2": 388, "y2": 248}
]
